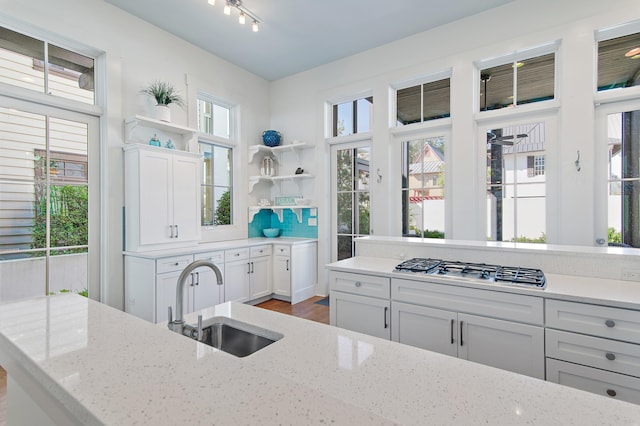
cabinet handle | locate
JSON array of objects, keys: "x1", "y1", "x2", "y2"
[
  {"x1": 605, "y1": 352, "x2": 616, "y2": 361},
  {"x1": 384, "y1": 306, "x2": 388, "y2": 329},
  {"x1": 606, "y1": 389, "x2": 617, "y2": 397},
  {"x1": 460, "y1": 320, "x2": 464, "y2": 346},
  {"x1": 286, "y1": 259, "x2": 289, "y2": 271},
  {"x1": 251, "y1": 262, "x2": 254, "y2": 273},
  {"x1": 175, "y1": 225, "x2": 179, "y2": 238},
  {"x1": 174, "y1": 262, "x2": 179, "y2": 266},
  {"x1": 450, "y1": 319, "x2": 455, "y2": 344},
  {"x1": 169, "y1": 225, "x2": 174, "y2": 238},
  {"x1": 605, "y1": 319, "x2": 616, "y2": 328},
  {"x1": 189, "y1": 273, "x2": 195, "y2": 287},
  {"x1": 247, "y1": 263, "x2": 251, "y2": 274},
  {"x1": 195, "y1": 272, "x2": 199, "y2": 286},
  {"x1": 355, "y1": 281, "x2": 361, "y2": 287}
]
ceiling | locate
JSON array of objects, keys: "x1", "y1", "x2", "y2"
[{"x1": 103, "y1": 0, "x2": 516, "y2": 81}]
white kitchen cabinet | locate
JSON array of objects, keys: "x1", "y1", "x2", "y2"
[
  {"x1": 272, "y1": 242, "x2": 317, "y2": 304},
  {"x1": 545, "y1": 299, "x2": 640, "y2": 404},
  {"x1": 329, "y1": 271, "x2": 391, "y2": 339},
  {"x1": 124, "y1": 144, "x2": 202, "y2": 252},
  {"x1": 391, "y1": 300, "x2": 545, "y2": 379},
  {"x1": 224, "y1": 246, "x2": 272, "y2": 303},
  {"x1": 192, "y1": 251, "x2": 226, "y2": 312},
  {"x1": 249, "y1": 245, "x2": 272, "y2": 300}
]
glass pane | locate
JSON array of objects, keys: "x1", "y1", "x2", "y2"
[
  {"x1": 47, "y1": 44, "x2": 95, "y2": 104},
  {"x1": 517, "y1": 53, "x2": 554, "y2": 105},
  {"x1": 200, "y1": 143, "x2": 213, "y2": 185},
  {"x1": 197, "y1": 99, "x2": 213, "y2": 134},
  {"x1": 355, "y1": 147, "x2": 370, "y2": 191},
  {"x1": 337, "y1": 235, "x2": 353, "y2": 261},
  {"x1": 213, "y1": 104, "x2": 230, "y2": 139},
  {"x1": 201, "y1": 185, "x2": 213, "y2": 226},
  {"x1": 423, "y1": 78, "x2": 450, "y2": 121},
  {"x1": 356, "y1": 97, "x2": 372, "y2": 133},
  {"x1": 334, "y1": 102, "x2": 353, "y2": 137},
  {"x1": 213, "y1": 187, "x2": 231, "y2": 225},
  {"x1": 397, "y1": 85, "x2": 421, "y2": 126},
  {"x1": 515, "y1": 183, "x2": 546, "y2": 243},
  {"x1": 358, "y1": 192, "x2": 370, "y2": 235},
  {"x1": 213, "y1": 145, "x2": 231, "y2": 186},
  {"x1": 49, "y1": 247, "x2": 88, "y2": 295},
  {"x1": 48, "y1": 184, "x2": 88, "y2": 251},
  {"x1": 480, "y1": 63, "x2": 513, "y2": 111},
  {"x1": 1, "y1": 250, "x2": 46, "y2": 301},
  {"x1": 336, "y1": 149, "x2": 353, "y2": 191},
  {"x1": 337, "y1": 193, "x2": 353, "y2": 234},
  {"x1": 0, "y1": 26, "x2": 45, "y2": 93},
  {"x1": 598, "y1": 32, "x2": 640, "y2": 91}
]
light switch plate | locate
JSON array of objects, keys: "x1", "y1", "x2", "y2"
[
  {"x1": 308, "y1": 217, "x2": 317, "y2": 226},
  {"x1": 310, "y1": 208, "x2": 317, "y2": 217}
]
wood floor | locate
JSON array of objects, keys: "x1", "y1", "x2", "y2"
[{"x1": 0, "y1": 296, "x2": 328, "y2": 425}]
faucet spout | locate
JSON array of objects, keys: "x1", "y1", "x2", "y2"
[{"x1": 168, "y1": 260, "x2": 223, "y2": 335}]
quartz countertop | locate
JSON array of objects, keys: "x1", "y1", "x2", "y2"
[
  {"x1": 0, "y1": 294, "x2": 639, "y2": 425},
  {"x1": 326, "y1": 256, "x2": 640, "y2": 310}
]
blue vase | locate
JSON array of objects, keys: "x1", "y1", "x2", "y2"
[{"x1": 262, "y1": 130, "x2": 281, "y2": 147}]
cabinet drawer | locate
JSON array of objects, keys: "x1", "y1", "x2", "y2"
[
  {"x1": 330, "y1": 271, "x2": 390, "y2": 299},
  {"x1": 194, "y1": 251, "x2": 224, "y2": 264},
  {"x1": 546, "y1": 329, "x2": 640, "y2": 377},
  {"x1": 225, "y1": 248, "x2": 250, "y2": 262},
  {"x1": 546, "y1": 358, "x2": 640, "y2": 405},
  {"x1": 156, "y1": 255, "x2": 193, "y2": 274},
  {"x1": 546, "y1": 299, "x2": 640, "y2": 344},
  {"x1": 392, "y1": 278, "x2": 543, "y2": 325},
  {"x1": 273, "y1": 244, "x2": 290, "y2": 256},
  {"x1": 250, "y1": 245, "x2": 272, "y2": 257}
]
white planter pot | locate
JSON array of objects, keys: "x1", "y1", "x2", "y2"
[{"x1": 154, "y1": 104, "x2": 171, "y2": 122}]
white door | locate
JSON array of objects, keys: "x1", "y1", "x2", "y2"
[
  {"x1": 250, "y1": 255, "x2": 272, "y2": 299},
  {"x1": 458, "y1": 313, "x2": 545, "y2": 379},
  {"x1": 139, "y1": 150, "x2": 173, "y2": 245},
  {"x1": 391, "y1": 301, "x2": 458, "y2": 357},
  {"x1": 224, "y1": 259, "x2": 251, "y2": 302},
  {"x1": 156, "y1": 270, "x2": 187, "y2": 323},
  {"x1": 172, "y1": 154, "x2": 201, "y2": 242},
  {"x1": 272, "y1": 255, "x2": 291, "y2": 297},
  {"x1": 192, "y1": 265, "x2": 225, "y2": 312},
  {"x1": 330, "y1": 291, "x2": 390, "y2": 339}
]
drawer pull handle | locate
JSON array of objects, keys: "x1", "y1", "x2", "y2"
[
  {"x1": 606, "y1": 389, "x2": 617, "y2": 397},
  {"x1": 605, "y1": 319, "x2": 616, "y2": 328},
  {"x1": 355, "y1": 281, "x2": 361, "y2": 287},
  {"x1": 605, "y1": 352, "x2": 616, "y2": 361},
  {"x1": 459, "y1": 320, "x2": 464, "y2": 347},
  {"x1": 450, "y1": 319, "x2": 455, "y2": 344},
  {"x1": 384, "y1": 306, "x2": 388, "y2": 329}
]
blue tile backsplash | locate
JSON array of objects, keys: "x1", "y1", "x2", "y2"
[{"x1": 249, "y1": 208, "x2": 318, "y2": 239}]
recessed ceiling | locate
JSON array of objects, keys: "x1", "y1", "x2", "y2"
[{"x1": 103, "y1": 0, "x2": 516, "y2": 81}]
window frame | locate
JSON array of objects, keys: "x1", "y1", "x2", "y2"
[
  {"x1": 330, "y1": 95, "x2": 373, "y2": 138},
  {"x1": 392, "y1": 70, "x2": 452, "y2": 127}
]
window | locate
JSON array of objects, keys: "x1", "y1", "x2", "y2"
[
  {"x1": 486, "y1": 122, "x2": 546, "y2": 243},
  {"x1": 605, "y1": 110, "x2": 640, "y2": 247},
  {"x1": 396, "y1": 78, "x2": 450, "y2": 125},
  {"x1": 597, "y1": 31, "x2": 640, "y2": 91},
  {"x1": 478, "y1": 51, "x2": 555, "y2": 111},
  {"x1": 0, "y1": 26, "x2": 95, "y2": 104},
  {"x1": 197, "y1": 97, "x2": 230, "y2": 139},
  {"x1": 199, "y1": 142, "x2": 232, "y2": 226},
  {"x1": 401, "y1": 137, "x2": 445, "y2": 238},
  {"x1": 333, "y1": 96, "x2": 373, "y2": 137}
]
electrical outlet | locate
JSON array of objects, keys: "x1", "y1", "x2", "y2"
[
  {"x1": 308, "y1": 217, "x2": 317, "y2": 226},
  {"x1": 621, "y1": 269, "x2": 640, "y2": 282}
]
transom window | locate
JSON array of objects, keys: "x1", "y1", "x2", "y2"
[
  {"x1": 396, "y1": 78, "x2": 451, "y2": 125},
  {"x1": 597, "y1": 30, "x2": 640, "y2": 91},
  {"x1": 197, "y1": 97, "x2": 230, "y2": 139},
  {"x1": 332, "y1": 96, "x2": 373, "y2": 137}
]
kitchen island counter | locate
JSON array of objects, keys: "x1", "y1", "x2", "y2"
[{"x1": 0, "y1": 294, "x2": 639, "y2": 425}]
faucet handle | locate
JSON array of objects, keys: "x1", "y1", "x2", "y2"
[
  {"x1": 168, "y1": 306, "x2": 173, "y2": 323},
  {"x1": 197, "y1": 314, "x2": 204, "y2": 341}
]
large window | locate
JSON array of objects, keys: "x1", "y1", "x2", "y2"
[
  {"x1": 478, "y1": 50, "x2": 555, "y2": 111},
  {"x1": 597, "y1": 30, "x2": 640, "y2": 91},
  {"x1": 199, "y1": 142, "x2": 232, "y2": 226},
  {"x1": 332, "y1": 96, "x2": 373, "y2": 137},
  {"x1": 401, "y1": 137, "x2": 445, "y2": 238},
  {"x1": 396, "y1": 78, "x2": 450, "y2": 125},
  {"x1": 606, "y1": 111, "x2": 640, "y2": 247},
  {"x1": 486, "y1": 122, "x2": 546, "y2": 243}
]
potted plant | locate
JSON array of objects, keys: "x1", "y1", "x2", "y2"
[{"x1": 141, "y1": 81, "x2": 184, "y2": 122}]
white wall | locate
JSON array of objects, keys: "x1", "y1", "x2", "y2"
[
  {"x1": 269, "y1": 0, "x2": 640, "y2": 293},
  {"x1": 0, "y1": 0, "x2": 270, "y2": 309}
]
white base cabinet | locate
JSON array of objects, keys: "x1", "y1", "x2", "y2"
[
  {"x1": 224, "y1": 245, "x2": 272, "y2": 303},
  {"x1": 273, "y1": 242, "x2": 317, "y2": 304}
]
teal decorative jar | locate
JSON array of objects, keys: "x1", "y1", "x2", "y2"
[{"x1": 262, "y1": 130, "x2": 281, "y2": 147}]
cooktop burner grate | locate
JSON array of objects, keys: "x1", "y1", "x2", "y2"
[
  {"x1": 495, "y1": 266, "x2": 546, "y2": 288},
  {"x1": 394, "y1": 258, "x2": 442, "y2": 273}
]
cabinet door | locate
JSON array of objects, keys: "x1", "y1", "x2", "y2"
[
  {"x1": 138, "y1": 149, "x2": 173, "y2": 245},
  {"x1": 156, "y1": 270, "x2": 189, "y2": 323},
  {"x1": 192, "y1": 265, "x2": 225, "y2": 312},
  {"x1": 171, "y1": 154, "x2": 201, "y2": 243},
  {"x1": 391, "y1": 301, "x2": 457, "y2": 357},
  {"x1": 250, "y1": 255, "x2": 272, "y2": 300},
  {"x1": 273, "y1": 255, "x2": 291, "y2": 297},
  {"x1": 330, "y1": 291, "x2": 390, "y2": 339},
  {"x1": 458, "y1": 313, "x2": 544, "y2": 379},
  {"x1": 290, "y1": 242, "x2": 317, "y2": 304},
  {"x1": 224, "y1": 260, "x2": 251, "y2": 303}
]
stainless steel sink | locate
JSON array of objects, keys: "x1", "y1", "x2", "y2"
[{"x1": 192, "y1": 317, "x2": 283, "y2": 357}]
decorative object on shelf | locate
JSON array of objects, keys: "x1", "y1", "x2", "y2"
[
  {"x1": 295, "y1": 198, "x2": 311, "y2": 206},
  {"x1": 263, "y1": 227, "x2": 280, "y2": 238},
  {"x1": 258, "y1": 198, "x2": 271, "y2": 207},
  {"x1": 165, "y1": 139, "x2": 175, "y2": 149},
  {"x1": 275, "y1": 195, "x2": 301, "y2": 206},
  {"x1": 149, "y1": 134, "x2": 161, "y2": 147},
  {"x1": 208, "y1": 0, "x2": 260, "y2": 32},
  {"x1": 260, "y1": 155, "x2": 276, "y2": 177},
  {"x1": 295, "y1": 167, "x2": 304, "y2": 175},
  {"x1": 262, "y1": 130, "x2": 281, "y2": 147},
  {"x1": 141, "y1": 81, "x2": 184, "y2": 123}
]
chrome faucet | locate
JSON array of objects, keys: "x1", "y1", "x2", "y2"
[{"x1": 167, "y1": 260, "x2": 223, "y2": 338}]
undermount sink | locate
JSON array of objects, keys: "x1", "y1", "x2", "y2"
[{"x1": 191, "y1": 317, "x2": 283, "y2": 357}]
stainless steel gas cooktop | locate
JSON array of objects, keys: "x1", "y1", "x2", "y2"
[{"x1": 393, "y1": 258, "x2": 546, "y2": 289}]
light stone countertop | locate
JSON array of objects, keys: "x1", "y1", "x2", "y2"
[
  {"x1": 0, "y1": 294, "x2": 639, "y2": 425},
  {"x1": 326, "y1": 256, "x2": 640, "y2": 310}
]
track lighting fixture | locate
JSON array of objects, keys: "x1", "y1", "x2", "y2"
[{"x1": 209, "y1": 0, "x2": 260, "y2": 32}]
